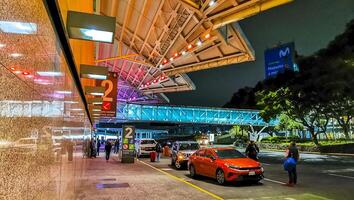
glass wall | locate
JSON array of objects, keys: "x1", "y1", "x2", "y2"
[{"x1": 0, "y1": 0, "x2": 91, "y2": 199}]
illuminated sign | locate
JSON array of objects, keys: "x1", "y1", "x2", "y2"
[
  {"x1": 96, "y1": 72, "x2": 118, "y2": 117},
  {"x1": 122, "y1": 125, "x2": 135, "y2": 163},
  {"x1": 264, "y1": 42, "x2": 297, "y2": 78}
]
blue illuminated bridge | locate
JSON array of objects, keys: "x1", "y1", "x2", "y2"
[{"x1": 117, "y1": 104, "x2": 278, "y2": 127}]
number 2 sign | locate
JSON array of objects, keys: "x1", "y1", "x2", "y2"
[{"x1": 96, "y1": 72, "x2": 117, "y2": 117}]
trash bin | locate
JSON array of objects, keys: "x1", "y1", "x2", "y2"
[{"x1": 150, "y1": 151, "x2": 157, "y2": 162}]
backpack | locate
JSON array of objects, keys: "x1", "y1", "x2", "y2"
[{"x1": 283, "y1": 157, "x2": 297, "y2": 171}]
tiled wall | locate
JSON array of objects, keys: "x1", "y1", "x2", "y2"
[{"x1": 0, "y1": 0, "x2": 91, "y2": 199}]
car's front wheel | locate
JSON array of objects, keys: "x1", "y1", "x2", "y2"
[
  {"x1": 189, "y1": 164, "x2": 197, "y2": 178},
  {"x1": 216, "y1": 169, "x2": 226, "y2": 185},
  {"x1": 175, "y1": 160, "x2": 182, "y2": 169}
]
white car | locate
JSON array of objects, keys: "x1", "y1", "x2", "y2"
[{"x1": 136, "y1": 139, "x2": 157, "y2": 157}]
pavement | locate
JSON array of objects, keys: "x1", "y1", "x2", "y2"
[
  {"x1": 56, "y1": 148, "x2": 354, "y2": 200},
  {"x1": 138, "y1": 150, "x2": 354, "y2": 200}
]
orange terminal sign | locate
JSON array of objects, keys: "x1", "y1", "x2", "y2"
[{"x1": 96, "y1": 72, "x2": 118, "y2": 117}]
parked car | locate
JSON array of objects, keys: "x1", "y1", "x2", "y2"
[
  {"x1": 136, "y1": 139, "x2": 157, "y2": 157},
  {"x1": 171, "y1": 141, "x2": 200, "y2": 169},
  {"x1": 188, "y1": 147, "x2": 264, "y2": 185}
]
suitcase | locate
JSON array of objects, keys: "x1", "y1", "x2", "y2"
[{"x1": 150, "y1": 151, "x2": 157, "y2": 162}]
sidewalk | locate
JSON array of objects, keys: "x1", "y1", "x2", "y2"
[{"x1": 59, "y1": 150, "x2": 212, "y2": 200}]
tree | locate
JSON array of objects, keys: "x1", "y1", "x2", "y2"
[{"x1": 275, "y1": 113, "x2": 304, "y2": 136}]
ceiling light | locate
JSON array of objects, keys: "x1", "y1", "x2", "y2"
[
  {"x1": 159, "y1": 64, "x2": 163, "y2": 68},
  {"x1": 70, "y1": 108, "x2": 83, "y2": 111},
  {"x1": 163, "y1": 59, "x2": 168, "y2": 64},
  {"x1": 14, "y1": 70, "x2": 22, "y2": 74},
  {"x1": 22, "y1": 71, "x2": 30, "y2": 75},
  {"x1": 37, "y1": 71, "x2": 63, "y2": 77},
  {"x1": 56, "y1": 90, "x2": 72, "y2": 94},
  {"x1": 92, "y1": 108, "x2": 101, "y2": 112},
  {"x1": 174, "y1": 52, "x2": 179, "y2": 57},
  {"x1": 196, "y1": 40, "x2": 202, "y2": 46},
  {"x1": 86, "y1": 74, "x2": 107, "y2": 79},
  {"x1": 10, "y1": 53, "x2": 22, "y2": 58},
  {"x1": 93, "y1": 113, "x2": 100, "y2": 116},
  {"x1": 169, "y1": 57, "x2": 174, "y2": 61},
  {"x1": 10, "y1": 67, "x2": 16, "y2": 71},
  {"x1": 80, "y1": 29, "x2": 113, "y2": 43},
  {"x1": 187, "y1": 44, "x2": 193, "y2": 50},
  {"x1": 84, "y1": 86, "x2": 105, "y2": 96},
  {"x1": 90, "y1": 92, "x2": 104, "y2": 96},
  {"x1": 181, "y1": 51, "x2": 186, "y2": 55},
  {"x1": 64, "y1": 101, "x2": 78, "y2": 104},
  {"x1": 67, "y1": 11, "x2": 116, "y2": 43},
  {"x1": 209, "y1": 0, "x2": 215, "y2": 6},
  {"x1": 0, "y1": 21, "x2": 37, "y2": 34},
  {"x1": 93, "y1": 102, "x2": 103, "y2": 105},
  {"x1": 205, "y1": 33, "x2": 211, "y2": 39},
  {"x1": 0, "y1": 43, "x2": 5, "y2": 48}
]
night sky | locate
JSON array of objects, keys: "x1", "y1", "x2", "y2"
[{"x1": 166, "y1": 0, "x2": 354, "y2": 107}]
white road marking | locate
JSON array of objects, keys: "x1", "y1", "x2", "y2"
[
  {"x1": 328, "y1": 173, "x2": 354, "y2": 180},
  {"x1": 262, "y1": 163, "x2": 271, "y2": 166},
  {"x1": 264, "y1": 178, "x2": 286, "y2": 185},
  {"x1": 323, "y1": 168, "x2": 354, "y2": 173}
]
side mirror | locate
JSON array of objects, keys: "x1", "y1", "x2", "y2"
[{"x1": 210, "y1": 156, "x2": 216, "y2": 161}]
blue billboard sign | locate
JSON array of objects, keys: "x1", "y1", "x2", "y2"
[{"x1": 264, "y1": 42, "x2": 296, "y2": 78}]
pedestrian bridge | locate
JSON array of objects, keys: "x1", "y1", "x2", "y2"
[{"x1": 118, "y1": 104, "x2": 278, "y2": 126}]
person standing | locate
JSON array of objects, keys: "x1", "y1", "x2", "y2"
[
  {"x1": 96, "y1": 139, "x2": 101, "y2": 156},
  {"x1": 245, "y1": 141, "x2": 260, "y2": 161},
  {"x1": 285, "y1": 141, "x2": 299, "y2": 186},
  {"x1": 105, "y1": 141, "x2": 112, "y2": 162},
  {"x1": 114, "y1": 139, "x2": 120, "y2": 154},
  {"x1": 155, "y1": 142, "x2": 163, "y2": 162}
]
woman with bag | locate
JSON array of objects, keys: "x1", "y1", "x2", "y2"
[{"x1": 284, "y1": 141, "x2": 299, "y2": 186}]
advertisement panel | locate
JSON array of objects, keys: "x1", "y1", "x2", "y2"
[
  {"x1": 96, "y1": 72, "x2": 118, "y2": 117},
  {"x1": 264, "y1": 42, "x2": 296, "y2": 78},
  {"x1": 121, "y1": 125, "x2": 135, "y2": 163}
]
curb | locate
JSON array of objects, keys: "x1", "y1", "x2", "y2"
[{"x1": 262, "y1": 148, "x2": 354, "y2": 157}]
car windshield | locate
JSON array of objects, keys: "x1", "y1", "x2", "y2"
[
  {"x1": 214, "y1": 149, "x2": 246, "y2": 159},
  {"x1": 179, "y1": 143, "x2": 199, "y2": 150},
  {"x1": 140, "y1": 140, "x2": 155, "y2": 144}
]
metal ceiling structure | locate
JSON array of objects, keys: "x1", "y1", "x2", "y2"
[{"x1": 97, "y1": 0, "x2": 292, "y2": 104}]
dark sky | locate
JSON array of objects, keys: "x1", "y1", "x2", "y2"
[{"x1": 166, "y1": 0, "x2": 354, "y2": 107}]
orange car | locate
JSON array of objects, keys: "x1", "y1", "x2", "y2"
[{"x1": 188, "y1": 147, "x2": 264, "y2": 185}]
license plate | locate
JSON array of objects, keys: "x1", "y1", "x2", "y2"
[{"x1": 248, "y1": 171, "x2": 256, "y2": 176}]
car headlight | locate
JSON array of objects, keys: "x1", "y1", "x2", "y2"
[
  {"x1": 177, "y1": 152, "x2": 185, "y2": 160},
  {"x1": 225, "y1": 163, "x2": 240, "y2": 170},
  {"x1": 261, "y1": 167, "x2": 264, "y2": 172}
]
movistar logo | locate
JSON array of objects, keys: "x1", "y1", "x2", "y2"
[{"x1": 279, "y1": 47, "x2": 290, "y2": 58}]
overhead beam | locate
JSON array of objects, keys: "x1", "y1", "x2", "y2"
[
  {"x1": 95, "y1": 54, "x2": 138, "y2": 63},
  {"x1": 163, "y1": 52, "x2": 252, "y2": 76},
  {"x1": 211, "y1": 0, "x2": 293, "y2": 29}
]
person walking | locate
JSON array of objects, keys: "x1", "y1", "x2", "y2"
[
  {"x1": 96, "y1": 139, "x2": 101, "y2": 156},
  {"x1": 245, "y1": 140, "x2": 260, "y2": 161},
  {"x1": 105, "y1": 141, "x2": 112, "y2": 162},
  {"x1": 284, "y1": 141, "x2": 299, "y2": 186},
  {"x1": 114, "y1": 139, "x2": 120, "y2": 154},
  {"x1": 155, "y1": 142, "x2": 163, "y2": 162}
]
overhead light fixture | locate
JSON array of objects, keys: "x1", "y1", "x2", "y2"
[
  {"x1": 80, "y1": 64, "x2": 108, "y2": 80},
  {"x1": 64, "y1": 101, "x2": 78, "y2": 104},
  {"x1": 209, "y1": 0, "x2": 215, "y2": 6},
  {"x1": 10, "y1": 53, "x2": 22, "y2": 58},
  {"x1": 187, "y1": 44, "x2": 193, "y2": 50},
  {"x1": 0, "y1": 43, "x2": 5, "y2": 48},
  {"x1": 93, "y1": 113, "x2": 100, "y2": 116},
  {"x1": 55, "y1": 90, "x2": 72, "y2": 95},
  {"x1": 70, "y1": 108, "x2": 83, "y2": 111},
  {"x1": 92, "y1": 108, "x2": 101, "y2": 112},
  {"x1": 196, "y1": 40, "x2": 202, "y2": 46},
  {"x1": 205, "y1": 33, "x2": 211, "y2": 39},
  {"x1": 87, "y1": 97, "x2": 103, "y2": 105},
  {"x1": 84, "y1": 86, "x2": 105, "y2": 96},
  {"x1": 37, "y1": 71, "x2": 63, "y2": 77},
  {"x1": 181, "y1": 51, "x2": 186, "y2": 56},
  {"x1": 22, "y1": 72, "x2": 30, "y2": 75},
  {"x1": 0, "y1": 21, "x2": 37, "y2": 34},
  {"x1": 169, "y1": 57, "x2": 174, "y2": 61},
  {"x1": 67, "y1": 11, "x2": 116, "y2": 43}
]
